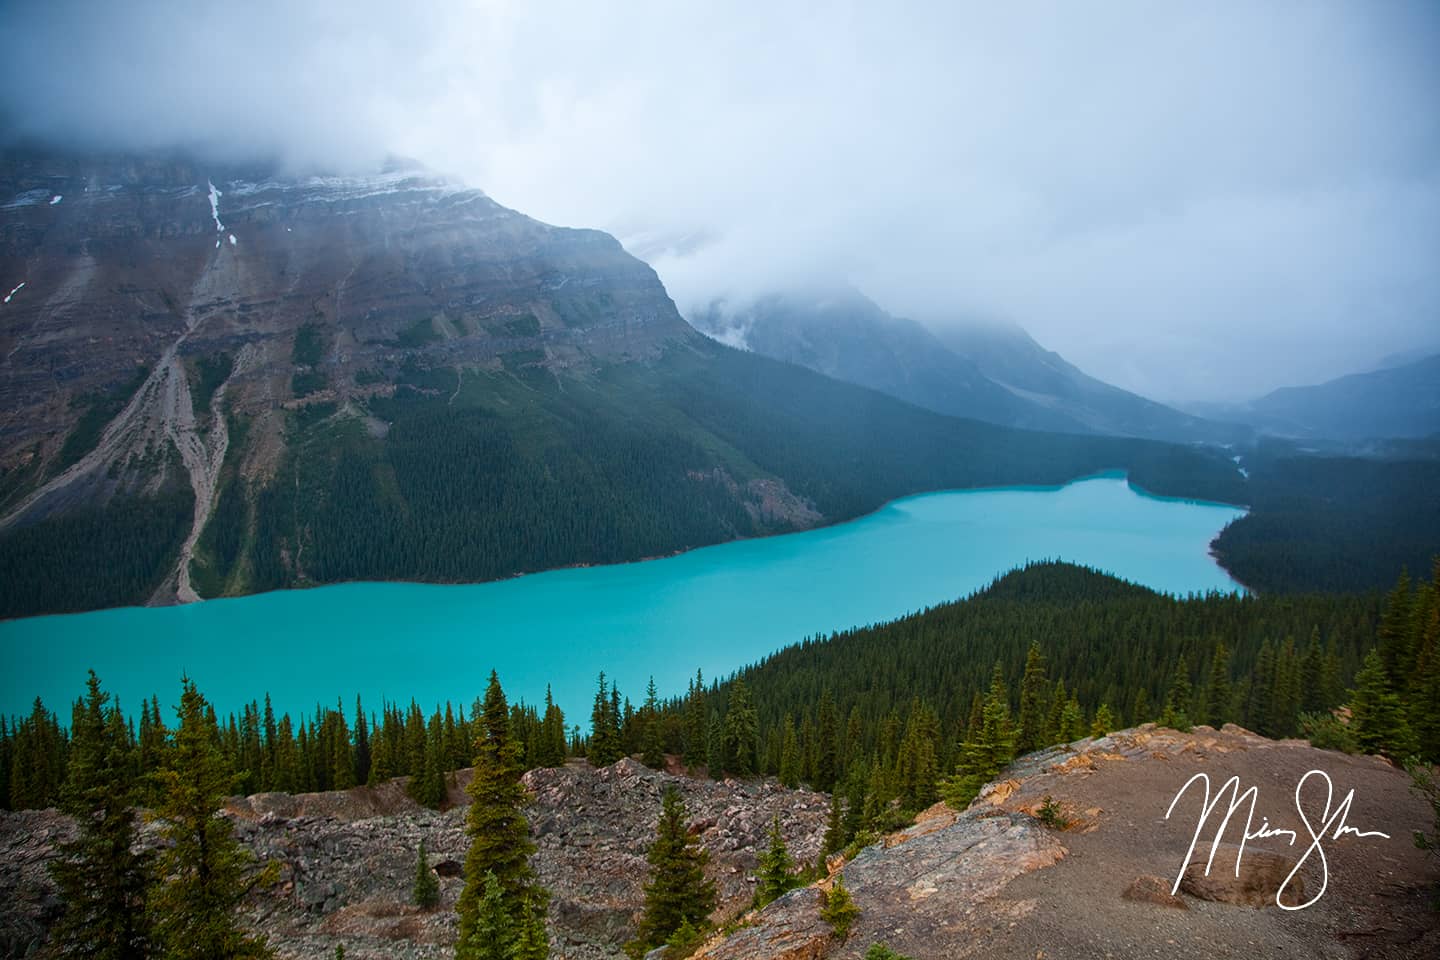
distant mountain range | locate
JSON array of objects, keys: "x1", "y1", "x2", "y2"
[
  {"x1": 1189, "y1": 353, "x2": 1440, "y2": 441},
  {"x1": 688, "y1": 288, "x2": 1246, "y2": 445}
]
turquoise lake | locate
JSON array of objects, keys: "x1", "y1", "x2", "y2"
[{"x1": 0, "y1": 473, "x2": 1245, "y2": 723}]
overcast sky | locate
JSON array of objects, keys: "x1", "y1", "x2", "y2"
[{"x1": 3, "y1": 0, "x2": 1437, "y2": 403}]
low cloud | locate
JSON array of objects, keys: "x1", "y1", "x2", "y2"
[{"x1": 4, "y1": 0, "x2": 1438, "y2": 401}]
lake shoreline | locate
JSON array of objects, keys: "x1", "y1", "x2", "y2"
[{"x1": 2, "y1": 467, "x2": 1251, "y2": 626}]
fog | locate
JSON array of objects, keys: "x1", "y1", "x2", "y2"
[{"x1": 3, "y1": 0, "x2": 1437, "y2": 403}]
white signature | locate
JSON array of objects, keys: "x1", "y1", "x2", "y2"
[{"x1": 1164, "y1": 769, "x2": 1391, "y2": 910}]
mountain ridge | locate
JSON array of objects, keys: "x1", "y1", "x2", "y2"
[{"x1": 687, "y1": 287, "x2": 1246, "y2": 444}]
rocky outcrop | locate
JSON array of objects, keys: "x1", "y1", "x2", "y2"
[
  {"x1": 691, "y1": 725, "x2": 1440, "y2": 960},
  {"x1": 0, "y1": 758, "x2": 827, "y2": 960}
]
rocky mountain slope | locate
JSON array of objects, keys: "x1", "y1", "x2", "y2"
[
  {"x1": 0, "y1": 147, "x2": 694, "y2": 601},
  {"x1": 4, "y1": 730, "x2": 1435, "y2": 959},
  {"x1": 0, "y1": 147, "x2": 1248, "y2": 619},
  {"x1": 688, "y1": 288, "x2": 1244, "y2": 444}
]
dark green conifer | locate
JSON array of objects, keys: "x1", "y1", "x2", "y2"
[
  {"x1": 641, "y1": 677, "x2": 665, "y2": 769},
  {"x1": 413, "y1": 838, "x2": 439, "y2": 910},
  {"x1": 629, "y1": 785, "x2": 716, "y2": 955},
  {"x1": 814, "y1": 689, "x2": 840, "y2": 792},
  {"x1": 778, "y1": 716, "x2": 802, "y2": 788},
  {"x1": 942, "y1": 663, "x2": 1014, "y2": 808},
  {"x1": 753, "y1": 816, "x2": 798, "y2": 908},
  {"x1": 724, "y1": 678, "x2": 759, "y2": 777},
  {"x1": 589, "y1": 672, "x2": 623, "y2": 767},
  {"x1": 1015, "y1": 641, "x2": 1049, "y2": 753},
  {"x1": 1205, "y1": 643, "x2": 1232, "y2": 727},
  {"x1": 1159, "y1": 657, "x2": 1192, "y2": 732},
  {"x1": 48, "y1": 672, "x2": 152, "y2": 960},
  {"x1": 684, "y1": 670, "x2": 706, "y2": 769},
  {"x1": 706, "y1": 710, "x2": 725, "y2": 779},
  {"x1": 821, "y1": 794, "x2": 846, "y2": 861},
  {"x1": 1090, "y1": 703, "x2": 1115, "y2": 738},
  {"x1": 148, "y1": 679, "x2": 274, "y2": 960},
  {"x1": 1349, "y1": 649, "x2": 1419, "y2": 760},
  {"x1": 456, "y1": 672, "x2": 547, "y2": 960}
]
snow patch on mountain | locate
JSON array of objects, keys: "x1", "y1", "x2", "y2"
[{"x1": 207, "y1": 180, "x2": 225, "y2": 233}]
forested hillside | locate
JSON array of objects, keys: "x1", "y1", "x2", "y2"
[
  {"x1": 0, "y1": 337, "x2": 1249, "y2": 619},
  {"x1": 1212, "y1": 445, "x2": 1440, "y2": 593}
]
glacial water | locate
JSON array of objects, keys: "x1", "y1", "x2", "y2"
[{"x1": 0, "y1": 473, "x2": 1245, "y2": 723}]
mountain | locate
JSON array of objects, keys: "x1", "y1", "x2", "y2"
[
  {"x1": 688, "y1": 288, "x2": 1245, "y2": 444},
  {"x1": 933, "y1": 319, "x2": 1246, "y2": 443},
  {"x1": 0, "y1": 147, "x2": 1246, "y2": 618},
  {"x1": 688, "y1": 289, "x2": 1063, "y2": 432},
  {"x1": 1191, "y1": 353, "x2": 1440, "y2": 441}
]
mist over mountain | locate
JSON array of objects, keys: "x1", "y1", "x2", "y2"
[
  {"x1": 1190, "y1": 353, "x2": 1440, "y2": 442},
  {"x1": 688, "y1": 289, "x2": 1245, "y2": 443},
  {"x1": 3, "y1": 1, "x2": 1438, "y2": 404}
]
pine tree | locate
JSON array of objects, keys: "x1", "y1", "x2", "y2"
[
  {"x1": 410, "y1": 713, "x2": 446, "y2": 809},
  {"x1": 1015, "y1": 641, "x2": 1049, "y2": 753},
  {"x1": 630, "y1": 785, "x2": 716, "y2": 955},
  {"x1": 821, "y1": 794, "x2": 847, "y2": 861},
  {"x1": 467, "y1": 872, "x2": 516, "y2": 960},
  {"x1": 589, "y1": 672, "x2": 622, "y2": 767},
  {"x1": 706, "y1": 710, "x2": 725, "y2": 779},
  {"x1": 148, "y1": 679, "x2": 274, "y2": 960},
  {"x1": 1058, "y1": 697, "x2": 1085, "y2": 742},
  {"x1": 456, "y1": 672, "x2": 547, "y2": 960},
  {"x1": 1160, "y1": 657, "x2": 1192, "y2": 732},
  {"x1": 819, "y1": 874, "x2": 861, "y2": 941},
  {"x1": 536, "y1": 686, "x2": 567, "y2": 768},
  {"x1": 352, "y1": 697, "x2": 371, "y2": 786},
  {"x1": 1204, "y1": 643, "x2": 1232, "y2": 728},
  {"x1": 48, "y1": 672, "x2": 152, "y2": 960},
  {"x1": 1090, "y1": 703, "x2": 1115, "y2": 739},
  {"x1": 724, "y1": 677, "x2": 759, "y2": 777},
  {"x1": 814, "y1": 689, "x2": 840, "y2": 792},
  {"x1": 895, "y1": 700, "x2": 939, "y2": 811},
  {"x1": 413, "y1": 838, "x2": 439, "y2": 910},
  {"x1": 753, "y1": 817, "x2": 798, "y2": 908},
  {"x1": 1245, "y1": 641, "x2": 1276, "y2": 734},
  {"x1": 1349, "y1": 649, "x2": 1419, "y2": 760},
  {"x1": 778, "y1": 716, "x2": 802, "y2": 788},
  {"x1": 1045, "y1": 679, "x2": 1067, "y2": 745},
  {"x1": 942, "y1": 663, "x2": 1014, "y2": 809},
  {"x1": 684, "y1": 671, "x2": 706, "y2": 769},
  {"x1": 641, "y1": 677, "x2": 665, "y2": 769}
]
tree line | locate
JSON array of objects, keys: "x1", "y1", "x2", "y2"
[{"x1": 7, "y1": 559, "x2": 1436, "y2": 822}]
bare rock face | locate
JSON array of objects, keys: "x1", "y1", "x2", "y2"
[
  {"x1": 0, "y1": 147, "x2": 700, "y2": 579},
  {"x1": 692, "y1": 809, "x2": 1065, "y2": 960},
  {"x1": 0, "y1": 808, "x2": 74, "y2": 957}
]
